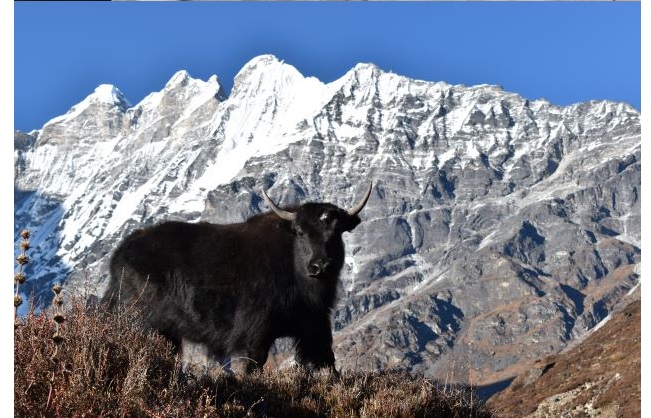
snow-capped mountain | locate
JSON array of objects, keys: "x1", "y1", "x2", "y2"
[{"x1": 14, "y1": 55, "x2": 640, "y2": 386}]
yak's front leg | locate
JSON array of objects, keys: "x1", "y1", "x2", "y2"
[
  {"x1": 244, "y1": 343, "x2": 271, "y2": 374},
  {"x1": 295, "y1": 314, "x2": 337, "y2": 374}
]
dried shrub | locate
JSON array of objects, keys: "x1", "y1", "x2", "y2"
[
  {"x1": 15, "y1": 296, "x2": 497, "y2": 417},
  {"x1": 15, "y1": 296, "x2": 192, "y2": 417}
]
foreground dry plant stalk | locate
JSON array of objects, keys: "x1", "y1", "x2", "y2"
[
  {"x1": 14, "y1": 228, "x2": 30, "y2": 329},
  {"x1": 47, "y1": 283, "x2": 66, "y2": 410}
]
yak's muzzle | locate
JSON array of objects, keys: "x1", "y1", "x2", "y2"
[{"x1": 308, "y1": 258, "x2": 332, "y2": 278}]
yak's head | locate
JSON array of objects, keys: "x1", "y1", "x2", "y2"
[{"x1": 262, "y1": 184, "x2": 372, "y2": 280}]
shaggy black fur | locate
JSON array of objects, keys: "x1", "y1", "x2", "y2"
[{"x1": 102, "y1": 201, "x2": 365, "y2": 373}]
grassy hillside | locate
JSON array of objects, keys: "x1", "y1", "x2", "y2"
[{"x1": 14, "y1": 293, "x2": 496, "y2": 418}]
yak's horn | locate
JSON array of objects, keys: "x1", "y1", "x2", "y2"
[
  {"x1": 347, "y1": 182, "x2": 373, "y2": 216},
  {"x1": 262, "y1": 189, "x2": 297, "y2": 221}
]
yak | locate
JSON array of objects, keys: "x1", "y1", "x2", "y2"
[{"x1": 102, "y1": 184, "x2": 372, "y2": 373}]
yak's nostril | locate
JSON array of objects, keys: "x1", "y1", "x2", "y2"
[
  {"x1": 308, "y1": 258, "x2": 333, "y2": 277},
  {"x1": 308, "y1": 263, "x2": 323, "y2": 277}
]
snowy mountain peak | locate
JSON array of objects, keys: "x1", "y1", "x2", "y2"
[
  {"x1": 165, "y1": 70, "x2": 192, "y2": 88},
  {"x1": 239, "y1": 54, "x2": 285, "y2": 72},
  {"x1": 33, "y1": 84, "x2": 131, "y2": 147},
  {"x1": 207, "y1": 74, "x2": 220, "y2": 85},
  {"x1": 129, "y1": 70, "x2": 226, "y2": 131},
  {"x1": 90, "y1": 84, "x2": 130, "y2": 107},
  {"x1": 158, "y1": 70, "x2": 225, "y2": 97},
  {"x1": 351, "y1": 61, "x2": 382, "y2": 75},
  {"x1": 14, "y1": 56, "x2": 640, "y2": 387},
  {"x1": 42, "y1": 84, "x2": 130, "y2": 130},
  {"x1": 231, "y1": 54, "x2": 320, "y2": 99},
  {"x1": 71, "y1": 83, "x2": 131, "y2": 113}
]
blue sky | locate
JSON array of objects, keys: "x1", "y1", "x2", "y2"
[{"x1": 14, "y1": 1, "x2": 640, "y2": 132}]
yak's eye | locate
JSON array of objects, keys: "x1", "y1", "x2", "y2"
[{"x1": 320, "y1": 211, "x2": 332, "y2": 222}]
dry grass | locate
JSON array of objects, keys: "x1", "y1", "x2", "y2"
[
  {"x1": 14, "y1": 295, "x2": 497, "y2": 418},
  {"x1": 15, "y1": 297, "x2": 189, "y2": 417}
]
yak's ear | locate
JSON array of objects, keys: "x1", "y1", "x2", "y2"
[{"x1": 340, "y1": 215, "x2": 362, "y2": 232}]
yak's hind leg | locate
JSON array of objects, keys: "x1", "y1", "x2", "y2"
[
  {"x1": 227, "y1": 311, "x2": 275, "y2": 374},
  {"x1": 222, "y1": 338, "x2": 271, "y2": 374}
]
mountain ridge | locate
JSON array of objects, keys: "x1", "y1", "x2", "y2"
[{"x1": 14, "y1": 54, "x2": 640, "y2": 388}]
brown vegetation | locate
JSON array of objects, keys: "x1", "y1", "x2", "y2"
[{"x1": 14, "y1": 294, "x2": 497, "y2": 418}]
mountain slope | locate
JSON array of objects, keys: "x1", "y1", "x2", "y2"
[
  {"x1": 14, "y1": 55, "x2": 640, "y2": 386},
  {"x1": 487, "y1": 285, "x2": 640, "y2": 417}
]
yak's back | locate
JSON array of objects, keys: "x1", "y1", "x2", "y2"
[{"x1": 108, "y1": 216, "x2": 294, "y2": 289}]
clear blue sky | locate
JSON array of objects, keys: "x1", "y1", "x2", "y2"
[{"x1": 14, "y1": 1, "x2": 640, "y2": 132}]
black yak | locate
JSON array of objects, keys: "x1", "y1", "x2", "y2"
[{"x1": 102, "y1": 184, "x2": 372, "y2": 373}]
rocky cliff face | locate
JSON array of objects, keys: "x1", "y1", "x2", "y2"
[{"x1": 14, "y1": 55, "x2": 640, "y2": 386}]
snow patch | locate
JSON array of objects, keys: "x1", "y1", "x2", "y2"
[{"x1": 45, "y1": 85, "x2": 130, "y2": 126}]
